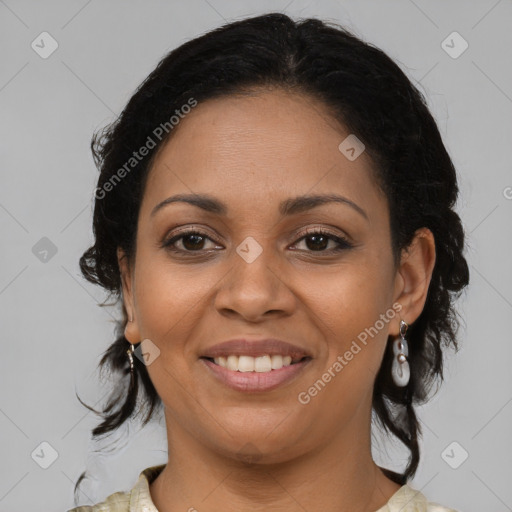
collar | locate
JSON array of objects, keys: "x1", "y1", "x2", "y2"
[
  {"x1": 128, "y1": 465, "x2": 436, "y2": 512},
  {"x1": 128, "y1": 464, "x2": 165, "y2": 512}
]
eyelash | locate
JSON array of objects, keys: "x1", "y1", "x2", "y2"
[{"x1": 161, "y1": 227, "x2": 353, "y2": 255}]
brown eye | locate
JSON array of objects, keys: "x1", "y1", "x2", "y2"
[
  {"x1": 303, "y1": 233, "x2": 329, "y2": 251},
  {"x1": 181, "y1": 233, "x2": 206, "y2": 251},
  {"x1": 162, "y1": 230, "x2": 221, "y2": 253},
  {"x1": 293, "y1": 229, "x2": 353, "y2": 253}
]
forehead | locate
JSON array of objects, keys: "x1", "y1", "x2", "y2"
[{"x1": 141, "y1": 89, "x2": 386, "y2": 219}]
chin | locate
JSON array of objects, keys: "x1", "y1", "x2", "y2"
[{"x1": 211, "y1": 428, "x2": 307, "y2": 466}]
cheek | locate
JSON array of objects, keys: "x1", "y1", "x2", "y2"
[
  {"x1": 312, "y1": 259, "x2": 395, "y2": 383},
  {"x1": 308, "y1": 258, "x2": 394, "y2": 335},
  {"x1": 132, "y1": 245, "x2": 224, "y2": 353},
  {"x1": 132, "y1": 244, "x2": 195, "y2": 341}
]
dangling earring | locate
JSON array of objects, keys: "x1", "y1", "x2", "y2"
[
  {"x1": 126, "y1": 343, "x2": 135, "y2": 381},
  {"x1": 392, "y1": 320, "x2": 410, "y2": 387}
]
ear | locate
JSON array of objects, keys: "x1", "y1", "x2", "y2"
[
  {"x1": 391, "y1": 227, "x2": 436, "y2": 336},
  {"x1": 117, "y1": 247, "x2": 141, "y2": 343}
]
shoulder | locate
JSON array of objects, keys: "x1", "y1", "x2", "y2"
[
  {"x1": 67, "y1": 464, "x2": 166, "y2": 512},
  {"x1": 377, "y1": 484, "x2": 460, "y2": 512}
]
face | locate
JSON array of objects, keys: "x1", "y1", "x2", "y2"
[{"x1": 118, "y1": 88, "x2": 434, "y2": 463}]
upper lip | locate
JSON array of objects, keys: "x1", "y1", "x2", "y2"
[{"x1": 200, "y1": 338, "x2": 313, "y2": 360}]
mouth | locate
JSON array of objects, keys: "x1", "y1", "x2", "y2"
[
  {"x1": 200, "y1": 354, "x2": 311, "y2": 372},
  {"x1": 199, "y1": 338, "x2": 313, "y2": 392},
  {"x1": 199, "y1": 355, "x2": 312, "y2": 393}
]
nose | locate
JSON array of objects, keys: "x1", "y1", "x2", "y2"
[{"x1": 213, "y1": 242, "x2": 296, "y2": 323}]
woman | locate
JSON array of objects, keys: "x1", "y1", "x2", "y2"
[{"x1": 69, "y1": 12, "x2": 469, "y2": 512}]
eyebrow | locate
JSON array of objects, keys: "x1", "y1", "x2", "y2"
[{"x1": 150, "y1": 193, "x2": 368, "y2": 220}]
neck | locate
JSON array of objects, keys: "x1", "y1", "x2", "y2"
[{"x1": 150, "y1": 402, "x2": 401, "y2": 512}]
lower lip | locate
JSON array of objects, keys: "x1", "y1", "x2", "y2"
[{"x1": 200, "y1": 358, "x2": 311, "y2": 393}]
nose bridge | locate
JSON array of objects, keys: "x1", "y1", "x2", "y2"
[
  {"x1": 232, "y1": 235, "x2": 280, "y2": 298},
  {"x1": 214, "y1": 235, "x2": 294, "y2": 319}
]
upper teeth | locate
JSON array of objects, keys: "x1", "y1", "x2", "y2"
[{"x1": 213, "y1": 354, "x2": 294, "y2": 372}]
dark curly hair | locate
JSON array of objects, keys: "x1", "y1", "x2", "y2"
[{"x1": 73, "y1": 12, "x2": 469, "y2": 503}]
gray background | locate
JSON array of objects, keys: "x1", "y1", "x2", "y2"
[{"x1": 1, "y1": 1, "x2": 511, "y2": 511}]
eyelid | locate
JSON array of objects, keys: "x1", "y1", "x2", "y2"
[
  {"x1": 162, "y1": 223, "x2": 351, "y2": 241},
  {"x1": 164, "y1": 225, "x2": 218, "y2": 239},
  {"x1": 295, "y1": 225, "x2": 351, "y2": 241}
]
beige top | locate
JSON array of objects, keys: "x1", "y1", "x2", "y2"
[{"x1": 68, "y1": 464, "x2": 459, "y2": 512}]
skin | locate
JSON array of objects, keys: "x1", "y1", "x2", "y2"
[{"x1": 117, "y1": 88, "x2": 436, "y2": 512}]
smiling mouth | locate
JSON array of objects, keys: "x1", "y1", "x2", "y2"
[{"x1": 201, "y1": 355, "x2": 311, "y2": 373}]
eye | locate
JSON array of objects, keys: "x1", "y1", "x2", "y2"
[
  {"x1": 291, "y1": 228, "x2": 353, "y2": 253},
  {"x1": 161, "y1": 227, "x2": 353, "y2": 255},
  {"x1": 162, "y1": 229, "x2": 222, "y2": 253}
]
